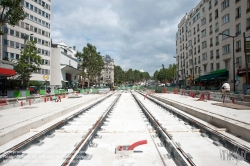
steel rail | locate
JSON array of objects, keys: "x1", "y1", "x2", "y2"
[
  {"x1": 133, "y1": 93, "x2": 195, "y2": 166},
  {"x1": 0, "y1": 94, "x2": 113, "y2": 164},
  {"x1": 62, "y1": 94, "x2": 121, "y2": 166},
  {"x1": 138, "y1": 91, "x2": 250, "y2": 163}
]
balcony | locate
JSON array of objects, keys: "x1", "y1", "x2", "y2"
[
  {"x1": 236, "y1": 48, "x2": 241, "y2": 52},
  {"x1": 216, "y1": 42, "x2": 219, "y2": 46},
  {"x1": 210, "y1": 31, "x2": 213, "y2": 35},
  {"x1": 246, "y1": 26, "x2": 250, "y2": 31},
  {"x1": 209, "y1": 6, "x2": 212, "y2": 10},
  {"x1": 197, "y1": 28, "x2": 199, "y2": 32},
  {"x1": 198, "y1": 50, "x2": 200, "y2": 53},
  {"x1": 215, "y1": 29, "x2": 219, "y2": 33},
  {"x1": 247, "y1": 8, "x2": 250, "y2": 13},
  {"x1": 198, "y1": 61, "x2": 201, "y2": 64},
  {"x1": 198, "y1": 39, "x2": 200, "y2": 43},
  {"x1": 209, "y1": 18, "x2": 212, "y2": 22},
  {"x1": 210, "y1": 43, "x2": 213, "y2": 47},
  {"x1": 216, "y1": 55, "x2": 220, "y2": 59},
  {"x1": 210, "y1": 56, "x2": 213, "y2": 60},
  {"x1": 235, "y1": 31, "x2": 241, "y2": 36},
  {"x1": 215, "y1": 16, "x2": 218, "y2": 19},
  {"x1": 235, "y1": 14, "x2": 241, "y2": 19},
  {"x1": 214, "y1": 1, "x2": 218, "y2": 6}
]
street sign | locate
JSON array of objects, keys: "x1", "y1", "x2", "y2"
[{"x1": 43, "y1": 75, "x2": 49, "y2": 80}]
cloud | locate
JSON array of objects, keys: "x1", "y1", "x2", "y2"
[{"x1": 51, "y1": 0, "x2": 200, "y2": 75}]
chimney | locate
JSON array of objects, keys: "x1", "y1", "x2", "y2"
[{"x1": 73, "y1": 46, "x2": 76, "y2": 51}]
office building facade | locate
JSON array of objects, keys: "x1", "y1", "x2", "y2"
[
  {"x1": 1, "y1": 0, "x2": 52, "y2": 84},
  {"x1": 176, "y1": 0, "x2": 250, "y2": 92}
]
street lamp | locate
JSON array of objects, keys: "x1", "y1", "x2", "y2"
[
  {"x1": 186, "y1": 45, "x2": 194, "y2": 86},
  {"x1": 218, "y1": 33, "x2": 237, "y2": 93}
]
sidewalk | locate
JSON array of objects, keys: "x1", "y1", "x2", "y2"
[
  {"x1": 0, "y1": 94, "x2": 107, "y2": 146},
  {"x1": 150, "y1": 93, "x2": 250, "y2": 142}
]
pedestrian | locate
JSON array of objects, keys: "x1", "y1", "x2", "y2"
[
  {"x1": 199, "y1": 82, "x2": 202, "y2": 91},
  {"x1": 220, "y1": 82, "x2": 230, "y2": 98}
]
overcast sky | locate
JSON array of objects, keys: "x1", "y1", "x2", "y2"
[{"x1": 51, "y1": 0, "x2": 200, "y2": 75}]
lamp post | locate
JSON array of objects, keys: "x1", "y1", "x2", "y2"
[
  {"x1": 218, "y1": 33, "x2": 237, "y2": 93},
  {"x1": 186, "y1": 45, "x2": 194, "y2": 86}
]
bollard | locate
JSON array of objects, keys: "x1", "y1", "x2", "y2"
[
  {"x1": 44, "y1": 97, "x2": 46, "y2": 103},
  {"x1": 20, "y1": 101, "x2": 24, "y2": 106},
  {"x1": 144, "y1": 94, "x2": 148, "y2": 100},
  {"x1": 50, "y1": 96, "x2": 52, "y2": 101},
  {"x1": 29, "y1": 100, "x2": 32, "y2": 105}
]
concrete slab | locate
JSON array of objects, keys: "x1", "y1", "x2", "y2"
[
  {"x1": 0, "y1": 94, "x2": 107, "y2": 145},
  {"x1": 212, "y1": 103, "x2": 250, "y2": 110}
]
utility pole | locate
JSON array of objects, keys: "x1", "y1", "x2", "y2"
[{"x1": 243, "y1": 32, "x2": 249, "y2": 84}]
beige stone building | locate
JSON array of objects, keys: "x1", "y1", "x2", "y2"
[
  {"x1": 1, "y1": 0, "x2": 52, "y2": 84},
  {"x1": 175, "y1": 0, "x2": 250, "y2": 92},
  {"x1": 99, "y1": 55, "x2": 114, "y2": 86}
]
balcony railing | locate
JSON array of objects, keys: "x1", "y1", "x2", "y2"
[
  {"x1": 198, "y1": 61, "x2": 201, "y2": 64},
  {"x1": 210, "y1": 31, "x2": 213, "y2": 35},
  {"x1": 246, "y1": 26, "x2": 250, "y2": 31},
  {"x1": 198, "y1": 39, "x2": 200, "y2": 42},
  {"x1": 209, "y1": 18, "x2": 212, "y2": 22},
  {"x1": 214, "y1": 1, "x2": 218, "y2": 6},
  {"x1": 236, "y1": 48, "x2": 241, "y2": 52},
  {"x1": 235, "y1": 14, "x2": 241, "y2": 19},
  {"x1": 210, "y1": 43, "x2": 213, "y2": 47},
  {"x1": 216, "y1": 55, "x2": 220, "y2": 59},
  {"x1": 197, "y1": 28, "x2": 199, "y2": 32},
  {"x1": 235, "y1": 31, "x2": 241, "y2": 36},
  {"x1": 198, "y1": 50, "x2": 200, "y2": 53},
  {"x1": 215, "y1": 29, "x2": 219, "y2": 33},
  {"x1": 247, "y1": 8, "x2": 250, "y2": 13},
  {"x1": 210, "y1": 56, "x2": 213, "y2": 59},
  {"x1": 216, "y1": 42, "x2": 219, "y2": 46}
]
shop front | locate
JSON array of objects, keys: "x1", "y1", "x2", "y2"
[
  {"x1": 0, "y1": 61, "x2": 16, "y2": 96},
  {"x1": 195, "y1": 69, "x2": 229, "y2": 90}
]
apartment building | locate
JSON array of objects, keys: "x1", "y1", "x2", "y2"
[
  {"x1": 1, "y1": 0, "x2": 52, "y2": 84},
  {"x1": 175, "y1": 0, "x2": 250, "y2": 92},
  {"x1": 100, "y1": 55, "x2": 114, "y2": 86}
]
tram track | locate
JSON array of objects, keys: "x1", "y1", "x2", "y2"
[
  {"x1": 135, "y1": 91, "x2": 250, "y2": 165},
  {"x1": 0, "y1": 93, "x2": 117, "y2": 165}
]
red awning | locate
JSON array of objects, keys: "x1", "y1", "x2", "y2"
[{"x1": 0, "y1": 68, "x2": 16, "y2": 76}]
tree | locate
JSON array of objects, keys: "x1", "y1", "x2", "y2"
[
  {"x1": 125, "y1": 69, "x2": 134, "y2": 83},
  {"x1": 114, "y1": 65, "x2": 124, "y2": 85},
  {"x1": 153, "y1": 70, "x2": 159, "y2": 80},
  {"x1": 0, "y1": 0, "x2": 26, "y2": 35},
  {"x1": 14, "y1": 41, "x2": 42, "y2": 89},
  {"x1": 76, "y1": 43, "x2": 104, "y2": 87}
]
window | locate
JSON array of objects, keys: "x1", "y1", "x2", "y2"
[
  {"x1": 223, "y1": 44, "x2": 230, "y2": 53},
  {"x1": 202, "y1": 53, "x2": 207, "y2": 60},
  {"x1": 247, "y1": 18, "x2": 250, "y2": 30},
  {"x1": 222, "y1": 14, "x2": 230, "y2": 24},
  {"x1": 201, "y1": 29, "x2": 206, "y2": 37},
  {"x1": 25, "y1": 2, "x2": 29, "y2": 8},
  {"x1": 204, "y1": 64, "x2": 207, "y2": 72},
  {"x1": 16, "y1": 42, "x2": 19, "y2": 49},
  {"x1": 225, "y1": 60, "x2": 230, "y2": 69},
  {"x1": 216, "y1": 36, "x2": 219, "y2": 45},
  {"x1": 10, "y1": 41, "x2": 14, "y2": 47},
  {"x1": 30, "y1": 4, "x2": 33, "y2": 10},
  {"x1": 198, "y1": 34, "x2": 200, "y2": 41},
  {"x1": 210, "y1": 25, "x2": 213, "y2": 34},
  {"x1": 198, "y1": 45, "x2": 200, "y2": 52},
  {"x1": 236, "y1": 57, "x2": 242, "y2": 66},
  {"x1": 211, "y1": 63, "x2": 214, "y2": 71},
  {"x1": 209, "y1": 13, "x2": 212, "y2": 22},
  {"x1": 216, "y1": 63, "x2": 220, "y2": 70},
  {"x1": 215, "y1": 22, "x2": 219, "y2": 32},
  {"x1": 188, "y1": 30, "x2": 191, "y2": 37},
  {"x1": 10, "y1": 53, "x2": 14, "y2": 59},
  {"x1": 3, "y1": 39, "x2": 8, "y2": 46},
  {"x1": 222, "y1": 29, "x2": 230, "y2": 39},
  {"x1": 236, "y1": 40, "x2": 241, "y2": 49},
  {"x1": 236, "y1": 6, "x2": 241, "y2": 19},
  {"x1": 197, "y1": 24, "x2": 199, "y2": 31},
  {"x1": 216, "y1": 49, "x2": 220, "y2": 56},
  {"x1": 236, "y1": 23, "x2": 241, "y2": 35},
  {"x1": 10, "y1": 29, "x2": 14, "y2": 36},
  {"x1": 34, "y1": 7, "x2": 37, "y2": 12},
  {"x1": 215, "y1": 9, "x2": 218, "y2": 18},
  {"x1": 201, "y1": 18, "x2": 206, "y2": 25},
  {"x1": 222, "y1": 0, "x2": 229, "y2": 10},
  {"x1": 202, "y1": 41, "x2": 207, "y2": 49},
  {"x1": 16, "y1": 54, "x2": 19, "y2": 60},
  {"x1": 188, "y1": 40, "x2": 192, "y2": 46},
  {"x1": 210, "y1": 50, "x2": 213, "y2": 57},
  {"x1": 210, "y1": 38, "x2": 213, "y2": 46}
]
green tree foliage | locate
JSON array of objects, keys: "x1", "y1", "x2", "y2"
[
  {"x1": 14, "y1": 41, "x2": 42, "y2": 89},
  {"x1": 0, "y1": 0, "x2": 26, "y2": 35},
  {"x1": 114, "y1": 65, "x2": 124, "y2": 84},
  {"x1": 76, "y1": 43, "x2": 104, "y2": 87},
  {"x1": 153, "y1": 64, "x2": 177, "y2": 83}
]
